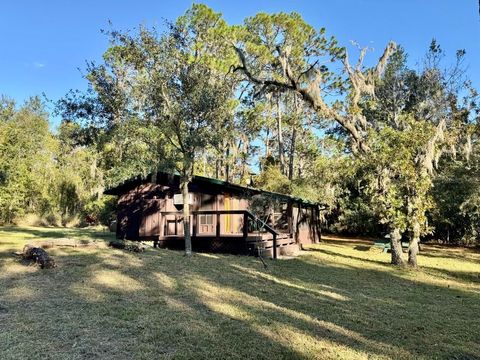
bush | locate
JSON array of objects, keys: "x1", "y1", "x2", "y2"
[
  {"x1": 326, "y1": 198, "x2": 384, "y2": 237},
  {"x1": 40, "y1": 212, "x2": 62, "y2": 227},
  {"x1": 83, "y1": 196, "x2": 117, "y2": 226},
  {"x1": 14, "y1": 212, "x2": 62, "y2": 227},
  {"x1": 14, "y1": 213, "x2": 42, "y2": 227}
]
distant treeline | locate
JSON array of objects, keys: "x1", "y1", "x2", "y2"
[{"x1": 0, "y1": 96, "x2": 115, "y2": 227}]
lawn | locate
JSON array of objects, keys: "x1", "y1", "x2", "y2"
[{"x1": 0, "y1": 226, "x2": 479, "y2": 360}]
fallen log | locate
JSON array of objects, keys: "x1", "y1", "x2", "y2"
[
  {"x1": 108, "y1": 240, "x2": 145, "y2": 253},
  {"x1": 28, "y1": 238, "x2": 98, "y2": 249},
  {"x1": 22, "y1": 245, "x2": 56, "y2": 269}
]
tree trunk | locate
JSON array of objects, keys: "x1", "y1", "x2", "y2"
[
  {"x1": 276, "y1": 97, "x2": 285, "y2": 174},
  {"x1": 202, "y1": 152, "x2": 207, "y2": 176},
  {"x1": 181, "y1": 172, "x2": 192, "y2": 256},
  {"x1": 297, "y1": 156, "x2": 304, "y2": 178},
  {"x1": 390, "y1": 228, "x2": 405, "y2": 266},
  {"x1": 288, "y1": 127, "x2": 296, "y2": 180},
  {"x1": 288, "y1": 95, "x2": 299, "y2": 180},
  {"x1": 225, "y1": 145, "x2": 230, "y2": 182},
  {"x1": 240, "y1": 139, "x2": 248, "y2": 181},
  {"x1": 215, "y1": 159, "x2": 219, "y2": 179},
  {"x1": 408, "y1": 220, "x2": 420, "y2": 267},
  {"x1": 265, "y1": 128, "x2": 270, "y2": 159}
]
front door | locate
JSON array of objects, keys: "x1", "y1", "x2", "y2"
[{"x1": 224, "y1": 195, "x2": 241, "y2": 234}]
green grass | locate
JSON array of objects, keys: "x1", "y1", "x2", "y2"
[{"x1": 0, "y1": 227, "x2": 479, "y2": 360}]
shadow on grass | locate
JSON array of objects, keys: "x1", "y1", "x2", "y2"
[
  {"x1": 321, "y1": 236, "x2": 375, "y2": 247},
  {"x1": 0, "y1": 225, "x2": 114, "y2": 240},
  {"x1": 424, "y1": 267, "x2": 480, "y2": 285},
  {"x1": 302, "y1": 246, "x2": 389, "y2": 266},
  {"x1": 418, "y1": 245, "x2": 480, "y2": 264},
  {"x1": 353, "y1": 245, "x2": 371, "y2": 251},
  {"x1": 1, "y1": 228, "x2": 479, "y2": 359}
]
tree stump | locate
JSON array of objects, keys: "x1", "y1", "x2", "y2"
[{"x1": 22, "y1": 245, "x2": 56, "y2": 269}]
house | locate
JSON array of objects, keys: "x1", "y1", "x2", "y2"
[{"x1": 104, "y1": 172, "x2": 323, "y2": 258}]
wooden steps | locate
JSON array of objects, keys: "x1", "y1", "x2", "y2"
[
  {"x1": 256, "y1": 243, "x2": 299, "y2": 258},
  {"x1": 246, "y1": 232, "x2": 299, "y2": 258},
  {"x1": 246, "y1": 233, "x2": 291, "y2": 242}
]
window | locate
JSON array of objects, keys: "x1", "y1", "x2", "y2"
[{"x1": 199, "y1": 214, "x2": 213, "y2": 225}]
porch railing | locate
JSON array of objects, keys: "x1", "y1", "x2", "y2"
[{"x1": 158, "y1": 210, "x2": 280, "y2": 259}]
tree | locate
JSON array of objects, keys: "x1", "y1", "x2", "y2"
[
  {"x1": 82, "y1": 6, "x2": 236, "y2": 255},
  {"x1": 0, "y1": 97, "x2": 58, "y2": 223},
  {"x1": 230, "y1": 13, "x2": 477, "y2": 266},
  {"x1": 230, "y1": 12, "x2": 406, "y2": 263},
  {"x1": 361, "y1": 43, "x2": 478, "y2": 266}
]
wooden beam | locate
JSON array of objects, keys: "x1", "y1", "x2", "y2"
[
  {"x1": 192, "y1": 213, "x2": 197, "y2": 238},
  {"x1": 273, "y1": 233, "x2": 277, "y2": 259},
  {"x1": 242, "y1": 212, "x2": 248, "y2": 240},
  {"x1": 216, "y1": 213, "x2": 221, "y2": 239},
  {"x1": 174, "y1": 214, "x2": 178, "y2": 235}
]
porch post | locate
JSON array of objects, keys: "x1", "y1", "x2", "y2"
[
  {"x1": 174, "y1": 214, "x2": 178, "y2": 235},
  {"x1": 192, "y1": 213, "x2": 197, "y2": 238},
  {"x1": 242, "y1": 212, "x2": 248, "y2": 240},
  {"x1": 273, "y1": 233, "x2": 277, "y2": 259},
  {"x1": 216, "y1": 212, "x2": 221, "y2": 239},
  {"x1": 287, "y1": 201, "x2": 293, "y2": 235}
]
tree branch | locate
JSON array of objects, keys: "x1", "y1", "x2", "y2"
[
  {"x1": 232, "y1": 42, "x2": 391, "y2": 154},
  {"x1": 232, "y1": 45, "x2": 295, "y2": 91}
]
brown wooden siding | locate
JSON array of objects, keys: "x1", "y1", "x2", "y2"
[{"x1": 116, "y1": 182, "x2": 320, "y2": 247}]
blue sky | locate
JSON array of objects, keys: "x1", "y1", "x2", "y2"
[{"x1": 1, "y1": 0, "x2": 479, "y2": 123}]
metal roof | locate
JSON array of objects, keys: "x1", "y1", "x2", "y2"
[{"x1": 104, "y1": 171, "x2": 321, "y2": 207}]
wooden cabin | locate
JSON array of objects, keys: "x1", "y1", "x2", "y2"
[{"x1": 105, "y1": 172, "x2": 322, "y2": 258}]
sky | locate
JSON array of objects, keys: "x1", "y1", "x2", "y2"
[{"x1": 1, "y1": 0, "x2": 479, "y2": 125}]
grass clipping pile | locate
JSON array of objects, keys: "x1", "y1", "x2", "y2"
[{"x1": 108, "y1": 240, "x2": 146, "y2": 253}]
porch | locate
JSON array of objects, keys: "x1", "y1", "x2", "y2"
[{"x1": 146, "y1": 210, "x2": 298, "y2": 259}]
